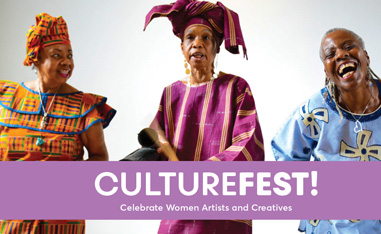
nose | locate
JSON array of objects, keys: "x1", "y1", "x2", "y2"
[
  {"x1": 192, "y1": 36, "x2": 203, "y2": 48},
  {"x1": 335, "y1": 49, "x2": 349, "y2": 61},
  {"x1": 60, "y1": 57, "x2": 72, "y2": 66}
]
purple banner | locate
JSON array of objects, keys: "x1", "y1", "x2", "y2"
[{"x1": 0, "y1": 161, "x2": 379, "y2": 219}]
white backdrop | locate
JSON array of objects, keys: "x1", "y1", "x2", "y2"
[{"x1": 1, "y1": 0, "x2": 381, "y2": 233}]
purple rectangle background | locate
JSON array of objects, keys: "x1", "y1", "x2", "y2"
[{"x1": 0, "y1": 161, "x2": 379, "y2": 220}]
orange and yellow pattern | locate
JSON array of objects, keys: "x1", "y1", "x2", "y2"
[
  {"x1": 24, "y1": 13, "x2": 71, "y2": 66},
  {"x1": 0, "y1": 220, "x2": 85, "y2": 234},
  {"x1": 0, "y1": 80, "x2": 116, "y2": 161}
]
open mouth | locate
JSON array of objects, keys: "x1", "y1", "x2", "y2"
[
  {"x1": 191, "y1": 52, "x2": 205, "y2": 59},
  {"x1": 59, "y1": 69, "x2": 71, "y2": 77},
  {"x1": 337, "y1": 62, "x2": 357, "y2": 79}
]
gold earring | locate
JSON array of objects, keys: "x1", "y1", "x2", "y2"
[{"x1": 184, "y1": 59, "x2": 190, "y2": 75}]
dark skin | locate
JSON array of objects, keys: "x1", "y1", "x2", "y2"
[
  {"x1": 156, "y1": 25, "x2": 221, "y2": 160},
  {"x1": 321, "y1": 30, "x2": 380, "y2": 114},
  {"x1": 181, "y1": 25, "x2": 220, "y2": 85},
  {"x1": 19, "y1": 44, "x2": 109, "y2": 161}
]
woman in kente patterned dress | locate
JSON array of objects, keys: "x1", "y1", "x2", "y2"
[{"x1": 0, "y1": 13, "x2": 116, "y2": 234}]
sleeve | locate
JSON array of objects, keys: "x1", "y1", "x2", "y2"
[
  {"x1": 298, "y1": 220, "x2": 307, "y2": 232},
  {"x1": 208, "y1": 79, "x2": 264, "y2": 162},
  {"x1": 271, "y1": 105, "x2": 316, "y2": 161},
  {"x1": 81, "y1": 93, "x2": 117, "y2": 130},
  {"x1": 149, "y1": 88, "x2": 167, "y2": 144}
]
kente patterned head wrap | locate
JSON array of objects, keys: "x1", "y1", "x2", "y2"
[
  {"x1": 24, "y1": 13, "x2": 71, "y2": 66},
  {"x1": 144, "y1": 0, "x2": 247, "y2": 59}
]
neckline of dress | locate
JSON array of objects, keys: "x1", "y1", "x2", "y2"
[
  {"x1": 323, "y1": 79, "x2": 381, "y2": 122},
  {"x1": 180, "y1": 72, "x2": 221, "y2": 87},
  {"x1": 20, "y1": 82, "x2": 83, "y2": 96}
]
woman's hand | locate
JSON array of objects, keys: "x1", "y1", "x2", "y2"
[
  {"x1": 157, "y1": 142, "x2": 171, "y2": 161},
  {"x1": 157, "y1": 142, "x2": 179, "y2": 161},
  {"x1": 80, "y1": 122, "x2": 109, "y2": 161}
]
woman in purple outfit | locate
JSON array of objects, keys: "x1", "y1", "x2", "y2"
[{"x1": 144, "y1": 0, "x2": 264, "y2": 233}]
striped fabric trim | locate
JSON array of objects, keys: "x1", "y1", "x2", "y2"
[
  {"x1": 236, "y1": 88, "x2": 253, "y2": 104},
  {"x1": 242, "y1": 147, "x2": 253, "y2": 161},
  {"x1": 225, "y1": 7, "x2": 237, "y2": 46},
  {"x1": 208, "y1": 19, "x2": 223, "y2": 33},
  {"x1": 237, "y1": 109, "x2": 257, "y2": 116},
  {"x1": 158, "y1": 105, "x2": 163, "y2": 112},
  {"x1": 255, "y1": 134, "x2": 265, "y2": 150},
  {"x1": 165, "y1": 85, "x2": 175, "y2": 143},
  {"x1": 232, "y1": 128, "x2": 255, "y2": 144},
  {"x1": 226, "y1": 145, "x2": 243, "y2": 152},
  {"x1": 194, "y1": 81, "x2": 214, "y2": 161},
  {"x1": 207, "y1": 156, "x2": 221, "y2": 161},
  {"x1": 219, "y1": 76, "x2": 237, "y2": 153},
  {"x1": 173, "y1": 86, "x2": 190, "y2": 153},
  {"x1": 226, "y1": 145, "x2": 254, "y2": 160},
  {"x1": 232, "y1": 220, "x2": 252, "y2": 227},
  {"x1": 192, "y1": 2, "x2": 217, "y2": 16},
  {"x1": 235, "y1": 93, "x2": 244, "y2": 105}
]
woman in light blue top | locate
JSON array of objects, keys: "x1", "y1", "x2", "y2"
[{"x1": 272, "y1": 28, "x2": 381, "y2": 233}]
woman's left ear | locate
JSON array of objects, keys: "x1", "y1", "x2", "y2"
[
  {"x1": 365, "y1": 50, "x2": 370, "y2": 66},
  {"x1": 181, "y1": 42, "x2": 185, "y2": 56}
]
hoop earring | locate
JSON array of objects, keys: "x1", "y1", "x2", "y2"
[{"x1": 184, "y1": 59, "x2": 190, "y2": 75}]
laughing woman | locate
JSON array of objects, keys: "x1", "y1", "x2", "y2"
[
  {"x1": 272, "y1": 28, "x2": 381, "y2": 233},
  {"x1": 144, "y1": 0, "x2": 264, "y2": 233},
  {"x1": 0, "y1": 13, "x2": 115, "y2": 233}
]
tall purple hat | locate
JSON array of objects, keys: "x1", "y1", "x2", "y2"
[{"x1": 144, "y1": 0, "x2": 247, "y2": 59}]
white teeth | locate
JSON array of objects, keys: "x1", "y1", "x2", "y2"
[
  {"x1": 338, "y1": 63, "x2": 355, "y2": 74},
  {"x1": 342, "y1": 71, "x2": 354, "y2": 79},
  {"x1": 61, "y1": 70, "x2": 70, "y2": 74}
]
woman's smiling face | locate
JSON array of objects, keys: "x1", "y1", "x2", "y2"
[
  {"x1": 35, "y1": 43, "x2": 74, "y2": 86},
  {"x1": 321, "y1": 30, "x2": 369, "y2": 92}
]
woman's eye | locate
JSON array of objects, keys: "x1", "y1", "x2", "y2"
[
  {"x1": 325, "y1": 53, "x2": 334, "y2": 59},
  {"x1": 68, "y1": 54, "x2": 73, "y2": 59},
  {"x1": 344, "y1": 45, "x2": 354, "y2": 50},
  {"x1": 53, "y1": 54, "x2": 60, "y2": 58}
]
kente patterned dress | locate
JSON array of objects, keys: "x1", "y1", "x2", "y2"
[
  {"x1": 0, "y1": 80, "x2": 116, "y2": 234},
  {"x1": 271, "y1": 79, "x2": 381, "y2": 233},
  {"x1": 151, "y1": 72, "x2": 264, "y2": 234}
]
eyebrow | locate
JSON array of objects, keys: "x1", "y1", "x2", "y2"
[
  {"x1": 323, "y1": 46, "x2": 334, "y2": 53},
  {"x1": 50, "y1": 49, "x2": 72, "y2": 53},
  {"x1": 185, "y1": 27, "x2": 213, "y2": 34},
  {"x1": 341, "y1": 39, "x2": 355, "y2": 45}
]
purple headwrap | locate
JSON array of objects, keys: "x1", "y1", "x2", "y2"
[{"x1": 144, "y1": 0, "x2": 247, "y2": 59}]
